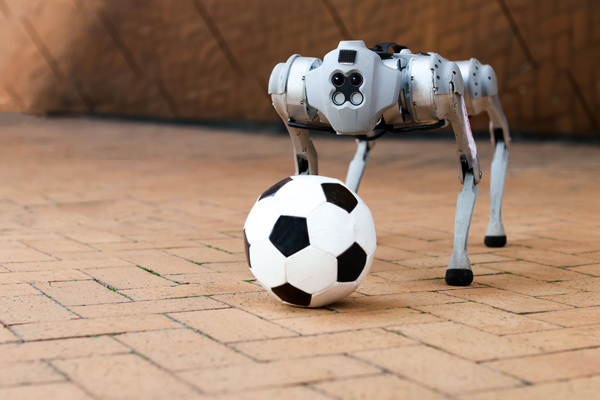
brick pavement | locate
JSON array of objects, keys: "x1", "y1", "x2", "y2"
[{"x1": 0, "y1": 112, "x2": 599, "y2": 399}]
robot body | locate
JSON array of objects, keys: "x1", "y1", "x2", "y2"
[{"x1": 268, "y1": 40, "x2": 510, "y2": 286}]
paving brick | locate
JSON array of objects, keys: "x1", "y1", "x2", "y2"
[
  {"x1": 9, "y1": 253, "x2": 131, "y2": 272},
  {"x1": 166, "y1": 246, "x2": 244, "y2": 263},
  {"x1": 0, "y1": 336, "x2": 130, "y2": 363},
  {"x1": 116, "y1": 329, "x2": 250, "y2": 371},
  {"x1": 115, "y1": 254, "x2": 205, "y2": 275},
  {"x1": 164, "y1": 270, "x2": 253, "y2": 285},
  {"x1": 570, "y1": 264, "x2": 600, "y2": 276},
  {"x1": 369, "y1": 259, "x2": 410, "y2": 272},
  {"x1": 415, "y1": 302, "x2": 560, "y2": 335},
  {"x1": 0, "y1": 382, "x2": 94, "y2": 400},
  {"x1": 0, "y1": 361, "x2": 65, "y2": 387},
  {"x1": 35, "y1": 280, "x2": 128, "y2": 306},
  {"x1": 53, "y1": 354, "x2": 201, "y2": 399},
  {"x1": 475, "y1": 274, "x2": 578, "y2": 296},
  {"x1": 0, "y1": 326, "x2": 18, "y2": 344},
  {"x1": 5, "y1": 258, "x2": 134, "y2": 272},
  {"x1": 178, "y1": 355, "x2": 380, "y2": 393},
  {"x1": 555, "y1": 278, "x2": 600, "y2": 292},
  {"x1": 502, "y1": 324, "x2": 600, "y2": 353},
  {"x1": 211, "y1": 291, "x2": 332, "y2": 320},
  {"x1": 539, "y1": 292, "x2": 600, "y2": 307},
  {"x1": 213, "y1": 386, "x2": 332, "y2": 400},
  {"x1": 0, "y1": 269, "x2": 91, "y2": 284},
  {"x1": 83, "y1": 266, "x2": 175, "y2": 289},
  {"x1": 327, "y1": 291, "x2": 465, "y2": 313},
  {"x1": 234, "y1": 328, "x2": 415, "y2": 361},
  {"x1": 354, "y1": 345, "x2": 519, "y2": 394},
  {"x1": 583, "y1": 252, "x2": 600, "y2": 261},
  {"x1": 70, "y1": 296, "x2": 227, "y2": 318},
  {"x1": 314, "y1": 374, "x2": 447, "y2": 400},
  {"x1": 394, "y1": 256, "x2": 451, "y2": 269},
  {"x1": 196, "y1": 238, "x2": 246, "y2": 255},
  {"x1": 374, "y1": 265, "x2": 502, "y2": 282},
  {"x1": 446, "y1": 287, "x2": 572, "y2": 313},
  {"x1": 0, "y1": 247, "x2": 55, "y2": 262},
  {"x1": 374, "y1": 245, "x2": 427, "y2": 261},
  {"x1": 525, "y1": 307, "x2": 600, "y2": 327},
  {"x1": 22, "y1": 237, "x2": 94, "y2": 253},
  {"x1": 392, "y1": 321, "x2": 542, "y2": 361},
  {"x1": 121, "y1": 281, "x2": 259, "y2": 301},
  {"x1": 494, "y1": 248, "x2": 597, "y2": 267},
  {"x1": 274, "y1": 308, "x2": 441, "y2": 335},
  {"x1": 62, "y1": 228, "x2": 127, "y2": 244},
  {"x1": 11, "y1": 314, "x2": 182, "y2": 341},
  {"x1": 484, "y1": 260, "x2": 591, "y2": 281},
  {"x1": 357, "y1": 278, "x2": 486, "y2": 295},
  {"x1": 93, "y1": 240, "x2": 198, "y2": 252},
  {"x1": 169, "y1": 308, "x2": 297, "y2": 342},
  {"x1": 511, "y1": 237, "x2": 600, "y2": 254},
  {"x1": 485, "y1": 347, "x2": 600, "y2": 383},
  {"x1": 0, "y1": 295, "x2": 78, "y2": 325},
  {"x1": 0, "y1": 283, "x2": 40, "y2": 297},
  {"x1": 458, "y1": 375, "x2": 600, "y2": 400}
]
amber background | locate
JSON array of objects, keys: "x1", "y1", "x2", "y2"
[{"x1": 0, "y1": 0, "x2": 598, "y2": 135}]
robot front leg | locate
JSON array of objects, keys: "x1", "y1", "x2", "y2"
[
  {"x1": 445, "y1": 95, "x2": 482, "y2": 286},
  {"x1": 286, "y1": 124, "x2": 319, "y2": 175},
  {"x1": 345, "y1": 138, "x2": 373, "y2": 192},
  {"x1": 447, "y1": 171, "x2": 478, "y2": 285}
]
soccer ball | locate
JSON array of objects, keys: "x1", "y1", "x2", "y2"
[{"x1": 243, "y1": 175, "x2": 376, "y2": 308}]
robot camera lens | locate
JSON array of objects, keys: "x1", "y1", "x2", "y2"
[
  {"x1": 332, "y1": 73, "x2": 345, "y2": 87},
  {"x1": 351, "y1": 73, "x2": 363, "y2": 86}
]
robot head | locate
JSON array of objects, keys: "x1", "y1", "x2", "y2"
[{"x1": 305, "y1": 41, "x2": 400, "y2": 135}]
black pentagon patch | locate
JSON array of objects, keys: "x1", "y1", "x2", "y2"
[
  {"x1": 272, "y1": 283, "x2": 312, "y2": 306},
  {"x1": 269, "y1": 216, "x2": 310, "y2": 257},
  {"x1": 259, "y1": 177, "x2": 293, "y2": 200},
  {"x1": 337, "y1": 243, "x2": 367, "y2": 282},
  {"x1": 322, "y1": 183, "x2": 358, "y2": 213},
  {"x1": 243, "y1": 229, "x2": 251, "y2": 268}
]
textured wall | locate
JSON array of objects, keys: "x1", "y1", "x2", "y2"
[{"x1": 0, "y1": 0, "x2": 598, "y2": 135}]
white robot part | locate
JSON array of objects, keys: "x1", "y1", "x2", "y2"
[
  {"x1": 267, "y1": 41, "x2": 511, "y2": 286},
  {"x1": 305, "y1": 41, "x2": 401, "y2": 135}
]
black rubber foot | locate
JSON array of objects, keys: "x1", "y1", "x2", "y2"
[
  {"x1": 485, "y1": 235, "x2": 507, "y2": 248},
  {"x1": 445, "y1": 269, "x2": 473, "y2": 286}
]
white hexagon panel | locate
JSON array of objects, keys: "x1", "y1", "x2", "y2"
[
  {"x1": 351, "y1": 200, "x2": 377, "y2": 255},
  {"x1": 274, "y1": 177, "x2": 326, "y2": 217},
  {"x1": 307, "y1": 202, "x2": 355, "y2": 256},
  {"x1": 248, "y1": 240, "x2": 287, "y2": 288},
  {"x1": 286, "y1": 246, "x2": 337, "y2": 294}
]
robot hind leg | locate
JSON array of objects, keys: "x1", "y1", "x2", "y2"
[{"x1": 456, "y1": 59, "x2": 511, "y2": 248}]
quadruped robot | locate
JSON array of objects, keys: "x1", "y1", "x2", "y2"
[{"x1": 268, "y1": 41, "x2": 510, "y2": 286}]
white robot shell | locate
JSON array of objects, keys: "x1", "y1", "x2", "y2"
[
  {"x1": 243, "y1": 175, "x2": 377, "y2": 308},
  {"x1": 305, "y1": 41, "x2": 401, "y2": 135}
]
